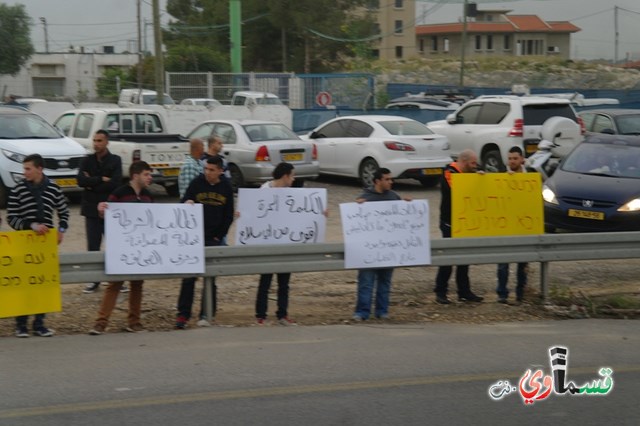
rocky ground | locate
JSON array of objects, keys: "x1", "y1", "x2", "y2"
[{"x1": 2, "y1": 177, "x2": 639, "y2": 337}]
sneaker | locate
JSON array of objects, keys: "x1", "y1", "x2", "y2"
[
  {"x1": 89, "y1": 324, "x2": 105, "y2": 335},
  {"x1": 256, "y1": 318, "x2": 267, "y2": 325},
  {"x1": 120, "y1": 284, "x2": 129, "y2": 293},
  {"x1": 15, "y1": 326, "x2": 29, "y2": 338},
  {"x1": 125, "y1": 323, "x2": 144, "y2": 333},
  {"x1": 83, "y1": 282, "x2": 100, "y2": 294},
  {"x1": 497, "y1": 298, "x2": 508, "y2": 304},
  {"x1": 278, "y1": 317, "x2": 296, "y2": 326},
  {"x1": 435, "y1": 296, "x2": 451, "y2": 305},
  {"x1": 33, "y1": 326, "x2": 54, "y2": 337},
  {"x1": 175, "y1": 316, "x2": 188, "y2": 330},
  {"x1": 376, "y1": 314, "x2": 390, "y2": 320},
  {"x1": 351, "y1": 314, "x2": 365, "y2": 322},
  {"x1": 196, "y1": 319, "x2": 211, "y2": 327},
  {"x1": 458, "y1": 293, "x2": 484, "y2": 302}
]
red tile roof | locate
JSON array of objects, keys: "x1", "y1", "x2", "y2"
[{"x1": 416, "y1": 14, "x2": 580, "y2": 35}]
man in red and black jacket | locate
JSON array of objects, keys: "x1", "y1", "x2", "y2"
[{"x1": 435, "y1": 149, "x2": 485, "y2": 304}]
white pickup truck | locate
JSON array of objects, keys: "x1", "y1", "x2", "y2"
[{"x1": 53, "y1": 108, "x2": 188, "y2": 195}]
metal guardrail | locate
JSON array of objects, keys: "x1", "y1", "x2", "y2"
[{"x1": 60, "y1": 232, "x2": 640, "y2": 302}]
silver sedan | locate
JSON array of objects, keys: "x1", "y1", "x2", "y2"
[
  {"x1": 187, "y1": 119, "x2": 320, "y2": 189},
  {"x1": 303, "y1": 115, "x2": 452, "y2": 187}
]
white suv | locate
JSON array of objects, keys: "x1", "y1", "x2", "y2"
[
  {"x1": 426, "y1": 95, "x2": 584, "y2": 170},
  {"x1": 0, "y1": 106, "x2": 86, "y2": 207}
]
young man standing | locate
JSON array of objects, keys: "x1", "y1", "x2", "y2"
[
  {"x1": 89, "y1": 161, "x2": 153, "y2": 335},
  {"x1": 497, "y1": 146, "x2": 528, "y2": 304},
  {"x1": 176, "y1": 156, "x2": 234, "y2": 329},
  {"x1": 77, "y1": 129, "x2": 123, "y2": 294},
  {"x1": 203, "y1": 135, "x2": 230, "y2": 178},
  {"x1": 255, "y1": 162, "x2": 297, "y2": 325},
  {"x1": 7, "y1": 154, "x2": 69, "y2": 337},
  {"x1": 434, "y1": 149, "x2": 484, "y2": 304},
  {"x1": 352, "y1": 168, "x2": 409, "y2": 321}
]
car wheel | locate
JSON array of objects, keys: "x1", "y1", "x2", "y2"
[
  {"x1": 359, "y1": 158, "x2": 379, "y2": 188},
  {"x1": 0, "y1": 181, "x2": 7, "y2": 208},
  {"x1": 482, "y1": 149, "x2": 504, "y2": 172},
  {"x1": 228, "y1": 164, "x2": 244, "y2": 192},
  {"x1": 419, "y1": 177, "x2": 439, "y2": 188}
]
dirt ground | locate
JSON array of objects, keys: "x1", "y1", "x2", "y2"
[{"x1": 2, "y1": 177, "x2": 639, "y2": 336}]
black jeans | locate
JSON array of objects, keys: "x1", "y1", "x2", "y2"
[
  {"x1": 85, "y1": 216, "x2": 104, "y2": 286},
  {"x1": 16, "y1": 314, "x2": 45, "y2": 330},
  {"x1": 255, "y1": 273, "x2": 291, "y2": 320},
  {"x1": 434, "y1": 223, "x2": 471, "y2": 297},
  {"x1": 176, "y1": 239, "x2": 220, "y2": 320}
]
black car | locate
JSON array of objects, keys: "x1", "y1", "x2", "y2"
[
  {"x1": 578, "y1": 109, "x2": 640, "y2": 135},
  {"x1": 543, "y1": 134, "x2": 640, "y2": 232}
]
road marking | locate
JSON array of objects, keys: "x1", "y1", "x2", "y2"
[{"x1": 2, "y1": 365, "x2": 639, "y2": 419}]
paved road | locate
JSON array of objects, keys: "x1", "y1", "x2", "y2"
[{"x1": 1, "y1": 319, "x2": 638, "y2": 425}]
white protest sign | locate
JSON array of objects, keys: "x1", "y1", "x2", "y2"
[
  {"x1": 105, "y1": 203, "x2": 204, "y2": 274},
  {"x1": 235, "y1": 188, "x2": 327, "y2": 245},
  {"x1": 340, "y1": 200, "x2": 431, "y2": 269}
]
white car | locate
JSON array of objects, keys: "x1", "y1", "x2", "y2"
[
  {"x1": 179, "y1": 98, "x2": 222, "y2": 107},
  {"x1": 187, "y1": 119, "x2": 319, "y2": 190},
  {"x1": 304, "y1": 115, "x2": 452, "y2": 187}
]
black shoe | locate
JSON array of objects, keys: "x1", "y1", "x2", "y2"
[
  {"x1": 497, "y1": 298, "x2": 508, "y2": 304},
  {"x1": 459, "y1": 294, "x2": 484, "y2": 302},
  {"x1": 83, "y1": 282, "x2": 100, "y2": 294},
  {"x1": 435, "y1": 296, "x2": 451, "y2": 305}
]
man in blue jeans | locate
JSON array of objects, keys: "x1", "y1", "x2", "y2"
[
  {"x1": 352, "y1": 168, "x2": 410, "y2": 321},
  {"x1": 497, "y1": 146, "x2": 528, "y2": 304}
]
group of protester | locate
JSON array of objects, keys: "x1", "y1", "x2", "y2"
[{"x1": 2, "y1": 129, "x2": 528, "y2": 337}]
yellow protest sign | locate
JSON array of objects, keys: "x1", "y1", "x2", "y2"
[
  {"x1": 451, "y1": 173, "x2": 544, "y2": 237},
  {"x1": 0, "y1": 230, "x2": 61, "y2": 318}
]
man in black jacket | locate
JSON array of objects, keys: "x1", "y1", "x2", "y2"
[
  {"x1": 77, "y1": 130, "x2": 122, "y2": 294},
  {"x1": 175, "y1": 156, "x2": 234, "y2": 329}
]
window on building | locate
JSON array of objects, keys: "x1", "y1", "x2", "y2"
[
  {"x1": 367, "y1": 0, "x2": 380, "y2": 9},
  {"x1": 475, "y1": 35, "x2": 482, "y2": 50},
  {"x1": 419, "y1": 39, "x2": 424, "y2": 52},
  {"x1": 395, "y1": 0, "x2": 403, "y2": 8},
  {"x1": 395, "y1": 46, "x2": 403, "y2": 58},
  {"x1": 444, "y1": 37, "x2": 450, "y2": 52},
  {"x1": 487, "y1": 35, "x2": 493, "y2": 50},
  {"x1": 32, "y1": 78, "x2": 64, "y2": 97},
  {"x1": 395, "y1": 20, "x2": 403, "y2": 34},
  {"x1": 37, "y1": 64, "x2": 57, "y2": 76},
  {"x1": 373, "y1": 23, "x2": 380, "y2": 35},
  {"x1": 371, "y1": 49, "x2": 380, "y2": 59},
  {"x1": 431, "y1": 36, "x2": 438, "y2": 51},
  {"x1": 504, "y1": 35, "x2": 511, "y2": 50}
]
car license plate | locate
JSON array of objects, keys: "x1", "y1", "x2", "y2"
[
  {"x1": 160, "y1": 168, "x2": 180, "y2": 177},
  {"x1": 282, "y1": 153, "x2": 303, "y2": 161},
  {"x1": 54, "y1": 178, "x2": 77, "y2": 187},
  {"x1": 568, "y1": 209, "x2": 605, "y2": 220},
  {"x1": 422, "y1": 168, "x2": 442, "y2": 175}
]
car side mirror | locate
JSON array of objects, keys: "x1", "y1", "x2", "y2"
[{"x1": 446, "y1": 113, "x2": 458, "y2": 124}]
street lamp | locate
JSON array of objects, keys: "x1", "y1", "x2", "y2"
[{"x1": 39, "y1": 17, "x2": 49, "y2": 53}]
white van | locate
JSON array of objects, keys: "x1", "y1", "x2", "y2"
[
  {"x1": 231, "y1": 91, "x2": 282, "y2": 106},
  {"x1": 118, "y1": 89, "x2": 175, "y2": 107}
]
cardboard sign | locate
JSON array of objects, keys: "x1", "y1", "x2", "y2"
[{"x1": 0, "y1": 231, "x2": 61, "y2": 318}]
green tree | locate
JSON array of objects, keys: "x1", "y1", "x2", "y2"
[
  {"x1": 96, "y1": 67, "x2": 131, "y2": 100},
  {"x1": 0, "y1": 4, "x2": 34, "y2": 76}
]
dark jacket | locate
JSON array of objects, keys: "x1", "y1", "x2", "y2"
[
  {"x1": 77, "y1": 151, "x2": 122, "y2": 218},
  {"x1": 181, "y1": 174, "x2": 234, "y2": 241},
  {"x1": 439, "y1": 161, "x2": 463, "y2": 227}
]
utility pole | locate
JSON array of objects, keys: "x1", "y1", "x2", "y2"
[
  {"x1": 137, "y1": 0, "x2": 143, "y2": 91},
  {"x1": 458, "y1": 0, "x2": 468, "y2": 88},
  {"x1": 614, "y1": 6, "x2": 619, "y2": 64},
  {"x1": 230, "y1": 0, "x2": 242, "y2": 73},
  {"x1": 39, "y1": 17, "x2": 49, "y2": 53},
  {"x1": 152, "y1": 0, "x2": 165, "y2": 104}
]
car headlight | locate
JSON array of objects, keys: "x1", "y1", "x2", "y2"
[
  {"x1": 542, "y1": 185, "x2": 558, "y2": 205},
  {"x1": 618, "y1": 198, "x2": 640, "y2": 212},
  {"x1": 2, "y1": 149, "x2": 26, "y2": 163}
]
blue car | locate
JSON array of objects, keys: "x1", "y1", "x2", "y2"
[{"x1": 543, "y1": 134, "x2": 640, "y2": 232}]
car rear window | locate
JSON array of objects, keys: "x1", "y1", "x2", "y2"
[{"x1": 523, "y1": 104, "x2": 576, "y2": 125}]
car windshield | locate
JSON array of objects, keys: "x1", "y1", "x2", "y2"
[
  {"x1": 244, "y1": 123, "x2": 299, "y2": 142},
  {"x1": 378, "y1": 120, "x2": 434, "y2": 136},
  {"x1": 561, "y1": 142, "x2": 640, "y2": 178},
  {"x1": 616, "y1": 115, "x2": 640, "y2": 135},
  {"x1": 142, "y1": 94, "x2": 175, "y2": 105},
  {"x1": 254, "y1": 97, "x2": 282, "y2": 105},
  {"x1": 0, "y1": 114, "x2": 61, "y2": 139}
]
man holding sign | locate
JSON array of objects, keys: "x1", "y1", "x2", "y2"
[
  {"x1": 7, "y1": 154, "x2": 69, "y2": 337},
  {"x1": 352, "y1": 168, "x2": 410, "y2": 321},
  {"x1": 434, "y1": 150, "x2": 484, "y2": 304}
]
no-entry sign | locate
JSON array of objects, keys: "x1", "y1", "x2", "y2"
[{"x1": 315, "y1": 91, "x2": 332, "y2": 106}]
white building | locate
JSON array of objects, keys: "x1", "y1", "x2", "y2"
[{"x1": 1, "y1": 52, "x2": 139, "y2": 101}]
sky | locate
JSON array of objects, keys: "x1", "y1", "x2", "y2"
[{"x1": 7, "y1": 0, "x2": 640, "y2": 61}]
